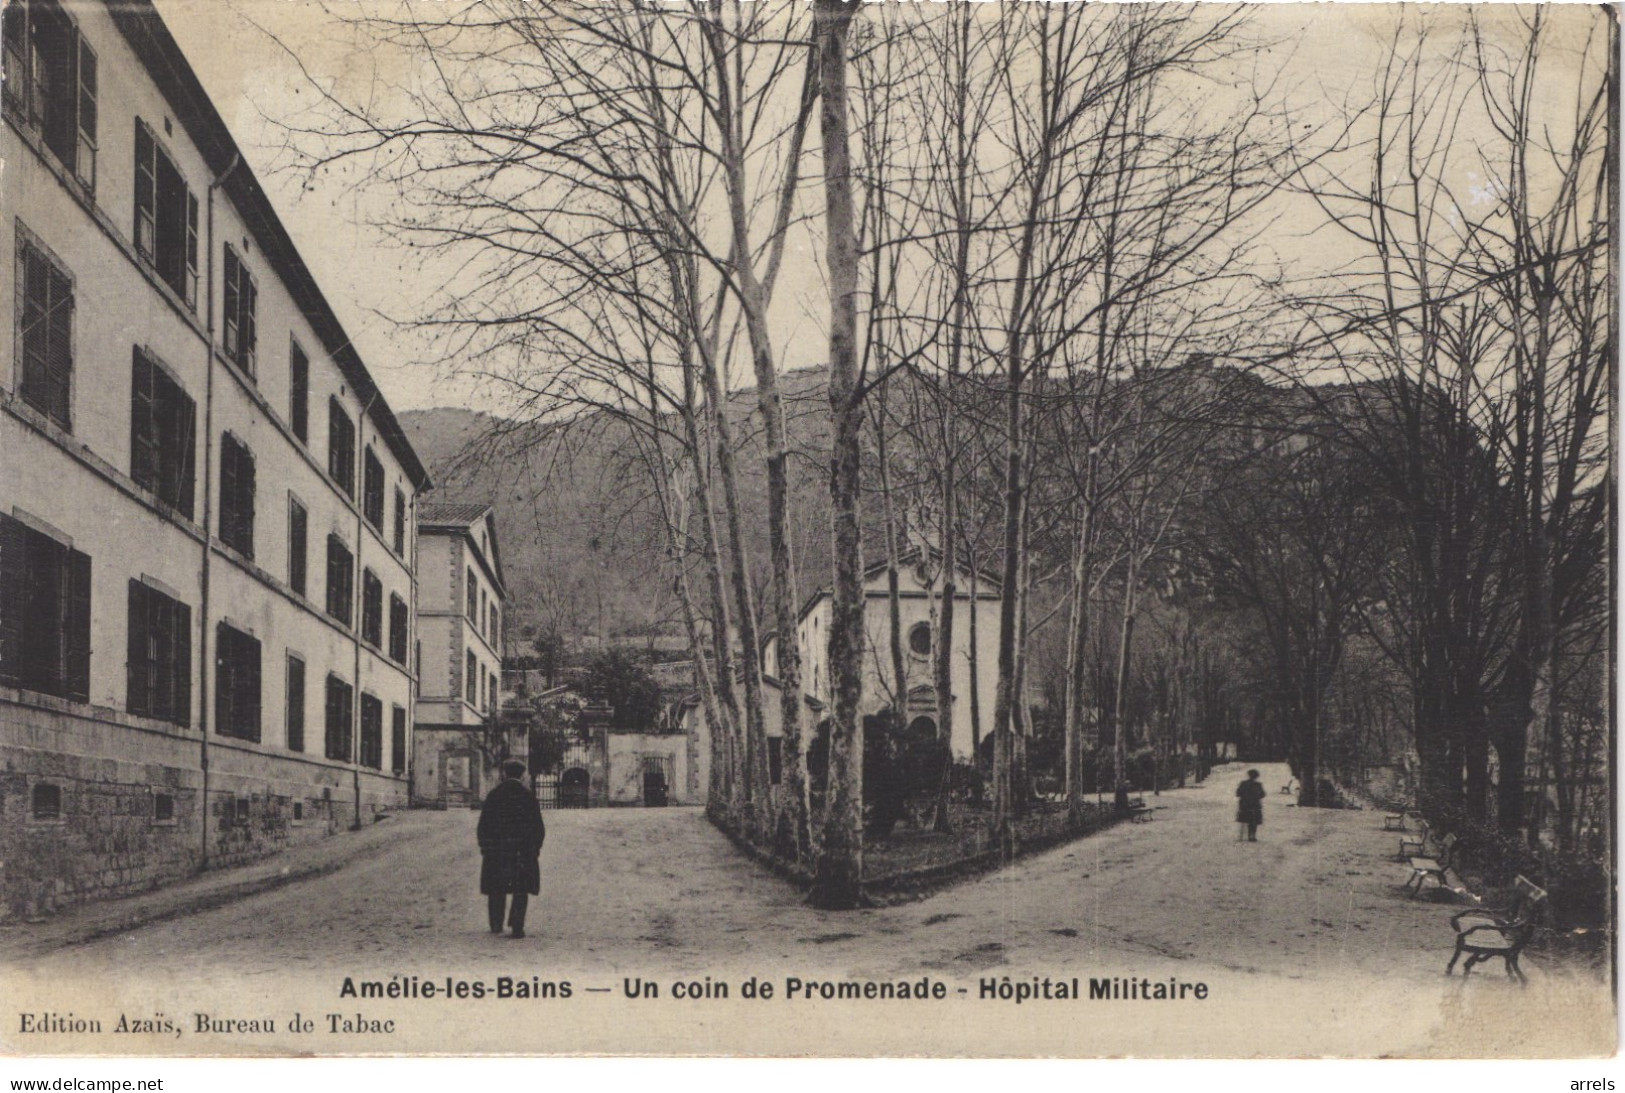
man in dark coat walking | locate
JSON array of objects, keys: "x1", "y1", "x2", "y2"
[
  {"x1": 1235, "y1": 768, "x2": 1265, "y2": 842},
  {"x1": 478, "y1": 760, "x2": 545, "y2": 938}
]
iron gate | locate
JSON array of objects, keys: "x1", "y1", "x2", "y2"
[{"x1": 532, "y1": 728, "x2": 597, "y2": 809}]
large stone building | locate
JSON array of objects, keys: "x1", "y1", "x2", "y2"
[
  {"x1": 412, "y1": 503, "x2": 511, "y2": 807},
  {"x1": 0, "y1": 0, "x2": 429, "y2": 920}
]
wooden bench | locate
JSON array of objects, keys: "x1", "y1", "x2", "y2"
[
  {"x1": 1398, "y1": 820, "x2": 1430, "y2": 861},
  {"x1": 1382, "y1": 812, "x2": 1408, "y2": 831},
  {"x1": 1127, "y1": 797, "x2": 1153, "y2": 823},
  {"x1": 1446, "y1": 876, "x2": 1547, "y2": 982},
  {"x1": 1405, "y1": 832, "x2": 1457, "y2": 898}
]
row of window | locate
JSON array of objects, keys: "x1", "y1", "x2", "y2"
[
  {"x1": 465, "y1": 566, "x2": 500, "y2": 650},
  {"x1": 464, "y1": 649, "x2": 499, "y2": 716},
  {"x1": 17, "y1": 242, "x2": 409, "y2": 656},
  {"x1": 0, "y1": 511, "x2": 406, "y2": 773},
  {"x1": 15, "y1": 225, "x2": 413, "y2": 558},
  {"x1": 7, "y1": 11, "x2": 412, "y2": 555}
]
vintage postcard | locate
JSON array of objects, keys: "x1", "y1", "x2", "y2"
[{"x1": 0, "y1": 0, "x2": 1614, "y2": 1062}]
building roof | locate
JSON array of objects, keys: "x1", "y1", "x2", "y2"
[
  {"x1": 793, "y1": 546, "x2": 1003, "y2": 623},
  {"x1": 418, "y1": 502, "x2": 507, "y2": 599},
  {"x1": 418, "y1": 502, "x2": 493, "y2": 527},
  {"x1": 104, "y1": 0, "x2": 430, "y2": 491}
]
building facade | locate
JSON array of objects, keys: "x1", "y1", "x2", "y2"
[
  {"x1": 766, "y1": 554, "x2": 1002, "y2": 760},
  {"x1": 412, "y1": 503, "x2": 509, "y2": 807},
  {"x1": 0, "y1": 0, "x2": 429, "y2": 920}
]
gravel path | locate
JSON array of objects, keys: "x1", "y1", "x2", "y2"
[{"x1": 3, "y1": 762, "x2": 1611, "y2": 1057}]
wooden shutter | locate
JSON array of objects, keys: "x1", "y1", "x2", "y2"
[
  {"x1": 219, "y1": 436, "x2": 239, "y2": 547},
  {"x1": 238, "y1": 442, "x2": 256, "y2": 558},
  {"x1": 2, "y1": 4, "x2": 25, "y2": 116},
  {"x1": 288, "y1": 498, "x2": 307, "y2": 595},
  {"x1": 134, "y1": 122, "x2": 155, "y2": 259},
  {"x1": 222, "y1": 247, "x2": 239, "y2": 360},
  {"x1": 45, "y1": 261, "x2": 72, "y2": 430},
  {"x1": 286, "y1": 656, "x2": 305, "y2": 751},
  {"x1": 130, "y1": 350, "x2": 157, "y2": 491},
  {"x1": 65, "y1": 546, "x2": 90, "y2": 703},
  {"x1": 323, "y1": 676, "x2": 338, "y2": 757},
  {"x1": 174, "y1": 383, "x2": 196, "y2": 520},
  {"x1": 240, "y1": 273, "x2": 257, "y2": 374},
  {"x1": 18, "y1": 247, "x2": 47, "y2": 412},
  {"x1": 18, "y1": 243, "x2": 72, "y2": 430},
  {"x1": 391, "y1": 706, "x2": 406, "y2": 774},
  {"x1": 214, "y1": 625, "x2": 232, "y2": 735},
  {"x1": 239, "y1": 634, "x2": 260, "y2": 742},
  {"x1": 0, "y1": 515, "x2": 29, "y2": 689},
  {"x1": 173, "y1": 598, "x2": 192, "y2": 726},
  {"x1": 290, "y1": 343, "x2": 308, "y2": 442},
  {"x1": 126, "y1": 580, "x2": 150, "y2": 715},
  {"x1": 74, "y1": 33, "x2": 95, "y2": 189},
  {"x1": 151, "y1": 591, "x2": 175, "y2": 721},
  {"x1": 36, "y1": 1, "x2": 75, "y2": 168},
  {"x1": 184, "y1": 192, "x2": 199, "y2": 308}
]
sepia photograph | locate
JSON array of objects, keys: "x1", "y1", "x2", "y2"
[{"x1": 0, "y1": 0, "x2": 1615, "y2": 1064}]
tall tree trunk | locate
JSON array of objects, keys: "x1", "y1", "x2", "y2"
[
  {"x1": 703, "y1": 8, "x2": 817, "y2": 843},
  {"x1": 811, "y1": 0, "x2": 864, "y2": 910},
  {"x1": 1112, "y1": 552, "x2": 1140, "y2": 790},
  {"x1": 694, "y1": 328, "x2": 765, "y2": 815},
  {"x1": 1063, "y1": 508, "x2": 1093, "y2": 823}
]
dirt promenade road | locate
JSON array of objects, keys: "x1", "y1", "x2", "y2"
[{"x1": 4, "y1": 762, "x2": 1612, "y2": 1056}]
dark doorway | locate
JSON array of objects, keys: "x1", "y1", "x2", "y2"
[
  {"x1": 558, "y1": 767, "x2": 591, "y2": 809},
  {"x1": 642, "y1": 768, "x2": 669, "y2": 807}
]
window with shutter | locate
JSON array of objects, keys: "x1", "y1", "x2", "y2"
[
  {"x1": 466, "y1": 650, "x2": 477, "y2": 704},
  {"x1": 285, "y1": 654, "x2": 305, "y2": 752},
  {"x1": 289, "y1": 341, "x2": 309, "y2": 443},
  {"x1": 388, "y1": 594, "x2": 408, "y2": 664},
  {"x1": 63, "y1": 545, "x2": 89, "y2": 703},
  {"x1": 17, "y1": 233, "x2": 74, "y2": 430},
  {"x1": 4, "y1": 1, "x2": 94, "y2": 188},
  {"x1": 361, "y1": 569, "x2": 382, "y2": 647},
  {"x1": 392, "y1": 488, "x2": 406, "y2": 556},
  {"x1": 324, "y1": 674, "x2": 353, "y2": 761},
  {"x1": 360, "y1": 693, "x2": 382, "y2": 769},
  {"x1": 0, "y1": 516, "x2": 25, "y2": 689},
  {"x1": 288, "y1": 496, "x2": 307, "y2": 596},
  {"x1": 327, "y1": 398, "x2": 355, "y2": 497},
  {"x1": 133, "y1": 121, "x2": 197, "y2": 307},
  {"x1": 391, "y1": 706, "x2": 406, "y2": 774},
  {"x1": 73, "y1": 33, "x2": 94, "y2": 188},
  {"x1": 214, "y1": 622, "x2": 261, "y2": 742},
  {"x1": 126, "y1": 579, "x2": 190, "y2": 725},
  {"x1": 218, "y1": 433, "x2": 255, "y2": 558},
  {"x1": 222, "y1": 246, "x2": 238, "y2": 358},
  {"x1": 325, "y1": 535, "x2": 354, "y2": 625},
  {"x1": 1, "y1": 4, "x2": 26, "y2": 119},
  {"x1": 0, "y1": 513, "x2": 90, "y2": 702},
  {"x1": 130, "y1": 349, "x2": 196, "y2": 517},
  {"x1": 363, "y1": 448, "x2": 384, "y2": 529},
  {"x1": 221, "y1": 245, "x2": 256, "y2": 375}
]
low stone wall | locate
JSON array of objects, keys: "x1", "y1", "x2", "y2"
[{"x1": 0, "y1": 692, "x2": 407, "y2": 921}]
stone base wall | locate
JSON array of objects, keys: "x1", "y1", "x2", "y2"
[{"x1": 0, "y1": 692, "x2": 408, "y2": 921}]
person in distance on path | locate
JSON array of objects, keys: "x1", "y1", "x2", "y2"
[
  {"x1": 478, "y1": 759, "x2": 546, "y2": 939},
  {"x1": 1236, "y1": 768, "x2": 1265, "y2": 842}
]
